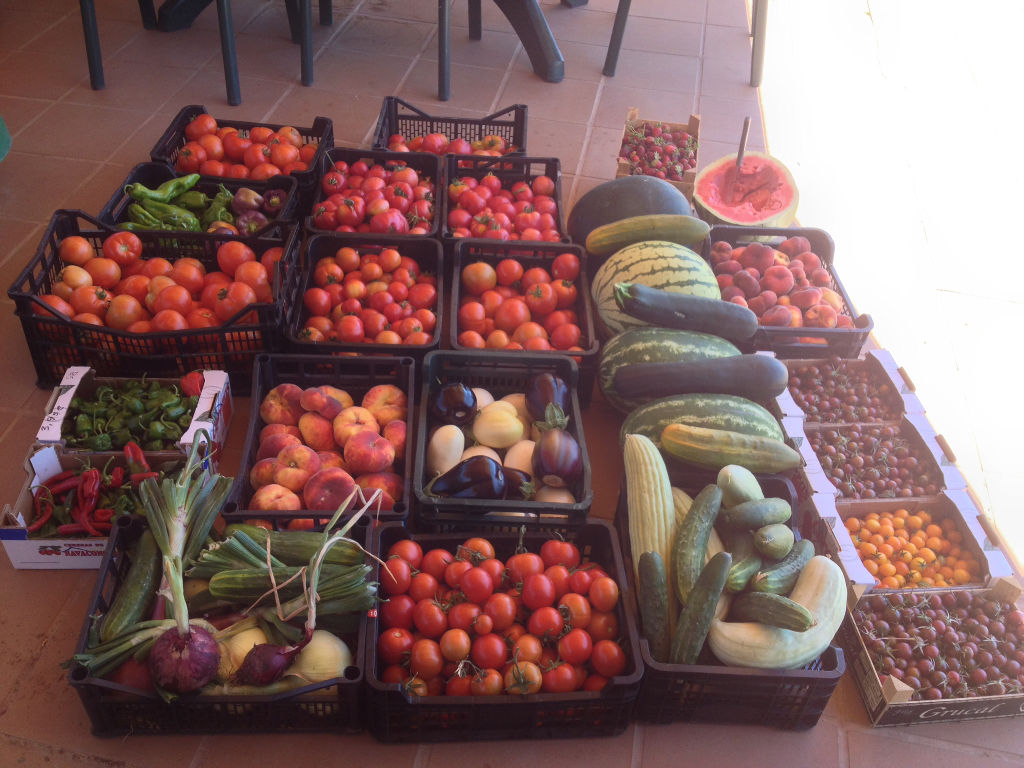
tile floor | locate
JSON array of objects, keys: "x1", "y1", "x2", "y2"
[{"x1": 0, "y1": 0, "x2": 1022, "y2": 765}]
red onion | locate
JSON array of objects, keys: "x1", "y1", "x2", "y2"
[
  {"x1": 233, "y1": 635, "x2": 310, "y2": 687},
  {"x1": 148, "y1": 623, "x2": 220, "y2": 694}
]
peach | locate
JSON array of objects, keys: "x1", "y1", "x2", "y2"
[
  {"x1": 344, "y1": 428, "x2": 396, "y2": 475},
  {"x1": 732, "y1": 269, "x2": 761, "y2": 299},
  {"x1": 760, "y1": 305, "x2": 802, "y2": 327},
  {"x1": 362, "y1": 384, "x2": 407, "y2": 426},
  {"x1": 273, "y1": 444, "x2": 322, "y2": 493},
  {"x1": 356, "y1": 471, "x2": 404, "y2": 509},
  {"x1": 712, "y1": 259, "x2": 743, "y2": 275},
  {"x1": 790, "y1": 286, "x2": 823, "y2": 310},
  {"x1": 257, "y1": 431, "x2": 302, "y2": 461},
  {"x1": 259, "y1": 383, "x2": 305, "y2": 426},
  {"x1": 383, "y1": 419, "x2": 407, "y2": 462},
  {"x1": 248, "y1": 457, "x2": 279, "y2": 490},
  {"x1": 720, "y1": 285, "x2": 745, "y2": 302},
  {"x1": 747, "y1": 290, "x2": 778, "y2": 317},
  {"x1": 298, "y1": 411, "x2": 337, "y2": 452},
  {"x1": 709, "y1": 241, "x2": 733, "y2": 264},
  {"x1": 317, "y1": 450, "x2": 348, "y2": 470},
  {"x1": 332, "y1": 406, "x2": 380, "y2": 448},
  {"x1": 250, "y1": 483, "x2": 303, "y2": 512},
  {"x1": 778, "y1": 236, "x2": 811, "y2": 258},
  {"x1": 738, "y1": 242, "x2": 774, "y2": 274},
  {"x1": 716, "y1": 274, "x2": 734, "y2": 290},
  {"x1": 794, "y1": 276, "x2": 811, "y2": 290},
  {"x1": 836, "y1": 314, "x2": 855, "y2": 328},
  {"x1": 772, "y1": 249, "x2": 791, "y2": 266},
  {"x1": 804, "y1": 303, "x2": 839, "y2": 328},
  {"x1": 303, "y1": 467, "x2": 358, "y2": 513},
  {"x1": 728, "y1": 296, "x2": 749, "y2": 308},
  {"x1": 787, "y1": 263, "x2": 806, "y2": 281},
  {"x1": 759, "y1": 265, "x2": 795, "y2": 296},
  {"x1": 818, "y1": 287, "x2": 844, "y2": 313},
  {"x1": 809, "y1": 267, "x2": 832, "y2": 288},
  {"x1": 299, "y1": 386, "x2": 348, "y2": 420},
  {"x1": 259, "y1": 423, "x2": 301, "y2": 444},
  {"x1": 792, "y1": 251, "x2": 822, "y2": 273}
]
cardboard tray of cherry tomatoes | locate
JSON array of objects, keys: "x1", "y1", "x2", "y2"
[
  {"x1": 412, "y1": 350, "x2": 592, "y2": 533},
  {"x1": 612, "y1": 471, "x2": 847, "y2": 729},
  {"x1": 839, "y1": 578, "x2": 1024, "y2": 726},
  {"x1": 304, "y1": 147, "x2": 444, "y2": 239},
  {"x1": 6, "y1": 210, "x2": 300, "y2": 396},
  {"x1": 448, "y1": 240, "x2": 599, "y2": 406},
  {"x1": 361, "y1": 520, "x2": 642, "y2": 742},
  {"x1": 703, "y1": 225, "x2": 874, "y2": 359},
  {"x1": 371, "y1": 97, "x2": 528, "y2": 156},
  {"x1": 805, "y1": 487, "x2": 1017, "y2": 603},
  {"x1": 777, "y1": 350, "x2": 926, "y2": 422},
  {"x1": 284, "y1": 234, "x2": 444, "y2": 368},
  {"x1": 97, "y1": 162, "x2": 300, "y2": 237},
  {"x1": 221, "y1": 353, "x2": 417, "y2": 529},
  {"x1": 67, "y1": 515, "x2": 367, "y2": 736},
  {"x1": 148, "y1": 104, "x2": 334, "y2": 210}
]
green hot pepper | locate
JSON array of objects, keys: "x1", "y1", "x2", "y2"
[
  {"x1": 140, "y1": 199, "x2": 201, "y2": 231},
  {"x1": 125, "y1": 173, "x2": 200, "y2": 204},
  {"x1": 170, "y1": 190, "x2": 212, "y2": 211}
]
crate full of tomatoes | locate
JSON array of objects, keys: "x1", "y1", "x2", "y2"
[
  {"x1": 363, "y1": 521, "x2": 642, "y2": 742},
  {"x1": 449, "y1": 240, "x2": 598, "y2": 405},
  {"x1": 307, "y1": 147, "x2": 443, "y2": 238},
  {"x1": 287, "y1": 235, "x2": 443, "y2": 366},
  {"x1": 148, "y1": 104, "x2": 334, "y2": 209},
  {"x1": 372, "y1": 97, "x2": 528, "y2": 158},
  {"x1": 7, "y1": 210, "x2": 299, "y2": 395}
]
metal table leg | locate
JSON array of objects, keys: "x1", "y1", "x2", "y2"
[{"x1": 750, "y1": 0, "x2": 767, "y2": 87}]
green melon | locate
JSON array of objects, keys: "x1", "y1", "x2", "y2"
[
  {"x1": 591, "y1": 240, "x2": 719, "y2": 339},
  {"x1": 693, "y1": 151, "x2": 799, "y2": 228}
]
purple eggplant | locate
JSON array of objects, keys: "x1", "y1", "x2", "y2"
[
  {"x1": 532, "y1": 426, "x2": 582, "y2": 488},
  {"x1": 502, "y1": 467, "x2": 536, "y2": 500},
  {"x1": 425, "y1": 455, "x2": 506, "y2": 499},
  {"x1": 526, "y1": 373, "x2": 570, "y2": 421},
  {"x1": 429, "y1": 383, "x2": 477, "y2": 426}
]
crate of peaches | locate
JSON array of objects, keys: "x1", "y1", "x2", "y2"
[
  {"x1": 288, "y1": 235, "x2": 443, "y2": 366},
  {"x1": 7, "y1": 210, "x2": 298, "y2": 395},
  {"x1": 222, "y1": 353, "x2": 415, "y2": 528}
]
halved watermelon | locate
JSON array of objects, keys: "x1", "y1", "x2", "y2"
[{"x1": 693, "y1": 151, "x2": 799, "y2": 227}]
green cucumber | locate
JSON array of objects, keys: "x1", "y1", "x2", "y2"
[
  {"x1": 670, "y1": 551, "x2": 732, "y2": 664},
  {"x1": 719, "y1": 497, "x2": 792, "y2": 530},
  {"x1": 671, "y1": 484, "x2": 723, "y2": 607},
  {"x1": 753, "y1": 523, "x2": 795, "y2": 560},
  {"x1": 99, "y1": 529, "x2": 161, "y2": 643},
  {"x1": 751, "y1": 539, "x2": 815, "y2": 595},
  {"x1": 637, "y1": 551, "x2": 672, "y2": 663},
  {"x1": 728, "y1": 591, "x2": 815, "y2": 632}
]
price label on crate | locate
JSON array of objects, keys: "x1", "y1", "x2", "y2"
[{"x1": 36, "y1": 366, "x2": 91, "y2": 444}]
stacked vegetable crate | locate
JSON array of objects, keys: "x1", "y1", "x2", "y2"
[{"x1": 372, "y1": 97, "x2": 528, "y2": 156}]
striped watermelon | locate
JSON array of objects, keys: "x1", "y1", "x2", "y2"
[
  {"x1": 599, "y1": 327, "x2": 739, "y2": 413},
  {"x1": 590, "y1": 240, "x2": 719, "y2": 339},
  {"x1": 619, "y1": 394, "x2": 786, "y2": 447}
]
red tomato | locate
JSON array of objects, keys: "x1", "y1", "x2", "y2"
[
  {"x1": 532, "y1": 175, "x2": 556, "y2": 196},
  {"x1": 521, "y1": 573, "x2": 556, "y2": 610},
  {"x1": 540, "y1": 539, "x2": 581, "y2": 569},
  {"x1": 101, "y1": 231, "x2": 142, "y2": 268},
  {"x1": 457, "y1": 301, "x2": 487, "y2": 334},
  {"x1": 409, "y1": 638, "x2": 445, "y2": 680},
  {"x1": 589, "y1": 576, "x2": 620, "y2": 612},
  {"x1": 335, "y1": 314, "x2": 364, "y2": 343},
  {"x1": 303, "y1": 287, "x2": 332, "y2": 317},
  {"x1": 83, "y1": 257, "x2": 121, "y2": 290},
  {"x1": 381, "y1": 556, "x2": 413, "y2": 596},
  {"x1": 459, "y1": 567, "x2": 495, "y2": 604},
  {"x1": 412, "y1": 598, "x2": 448, "y2": 638},
  {"x1": 541, "y1": 662, "x2": 578, "y2": 693},
  {"x1": 216, "y1": 241, "x2": 256, "y2": 278},
  {"x1": 551, "y1": 252, "x2": 581, "y2": 281},
  {"x1": 591, "y1": 640, "x2": 627, "y2": 678},
  {"x1": 420, "y1": 548, "x2": 455, "y2": 581},
  {"x1": 557, "y1": 628, "x2": 593, "y2": 665},
  {"x1": 552, "y1": 279, "x2": 578, "y2": 309},
  {"x1": 492, "y1": 297, "x2": 530, "y2": 334},
  {"x1": 495, "y1": 258, "x2": 524, "y2": 286},
  {"x1": 378, "y1": 628, "x2": 414, "y2": 666},
  {"x1": 588, "y1": 611, "x2": 619, "y2": 642},
  {"x1": 184, "y1": 113, "x2": 218, "y2": 141},
  {"x1": 521, "y1": 267, "x2": 552, "y2": 290},
  {"x1": 558, "y1": 592, "x2": 592, "y2": 630},
  {"x1": 175, "y1": 141, "x2": 207, "y2": 173},
  {"x1": 526, "y1": 605, "x2": 564, "y2": 643},
  {"x1": 213, "y1": 281, "x2": 258, "y2": 323},
  {"x1": 379, "y1": 593, "x2": 416, "y2": 629},
  {"x1": 461, "y1": 261, "x2": 498, "y2": 295},
  {"x1": 407, "y1": 282, "x2": 437, "y2": 310},
  {"x1": 105, "y1": 294, "x2": 149, "y2": 330},
  {"x1": 470, "y1": 633, "x2": 508, "y2": 670},
  {"x1": 469, "y1": 668, "x2": 503, "y2": 696}
]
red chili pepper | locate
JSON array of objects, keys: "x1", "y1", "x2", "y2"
[
  {"x1": 56, "y1": 521, "x2": 113, "y2": 537},
  {"x1": 123, "y1": 442, "x2": 150, "y2": 474},
  {"x1": 107, "y1": 465, "x2": 126, "y2": 489},
  {"x1": 27, "y1": 487, "x2": 54, "y2": 533},
  {"x1": 130, "y1": 471, "x2": 160, "y2": 488},
  {"x1": 181, "y1": 370, "x2": 205, "y2": 398},
  {"x1": 75, "y1": 468, "x2": 103, "y2": 537},
  {"x1": 93, "y1": 508, "x2": 116, "y2": 523}
]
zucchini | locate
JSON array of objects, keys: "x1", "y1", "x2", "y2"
[
  {"x1": 222, "y1": 524, "x2": 364, "y2": 567},
  {"x1": 753, "y1": 523, "x2": 795, "y2": 560},
  {"x1": 99, "y1": 529, "x2": 161, "y2": 643},
  {"x1": 637, "y1": 551, "x2": 672, "y2": 662},
  {"x1": 717, "y1": 464, "x2": 764, "y2": 507},
  {"x1": 728, "y1": 591, "x2": 814, "y2": 632},
  {"x1": 719, "y1": 497, "x2": 792, "y2": 530},
  {"x1": 751, "y1": 538, "x2": 815, "y2": 595},
  {"x1": 671, "y1": 484, "x2": 723, "y2": 607},
  {"x1": 585, "y1": 214, "x2": 710, "y2": 256},
  {"x1": 661, "y1": 423, "x2": 803, "y2": 473},
  {"x1": 612, "y1": 282, "x2": 757, "y2": 342},
  {"x1": 613, "y1": 354, "x2": 789, "y2": 403},
  {"x1": 624, "y1": 434, "x2": 678, "y2": 628},
  {"x1": 670, "y1": 551, "x2": 732, "y2": 664}
]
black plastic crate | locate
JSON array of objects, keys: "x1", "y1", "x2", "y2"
[
  {"x1": 7, "y1": 210, "x2": 300, "y2": 395},
  {"x1": 68, "y1": 516, "x2": 365, "y2": 736},
  {"x1": 284, "y1": 235, "x2": 444, "y2": 369},
  {"x1": 98, "y1": 162, "x2": 299, "y2": 237},
  {"x1": 222, "y1": 353, "x2": 417, "y2": 528},
  {"x1": 362, "y1": 520, "x2": 642, "y2": 742},
  {"x1": 305, "y1": 147, "x2": 444, "y2": 238},
  {"x1": 440, "y1": 155, "x2": 569, "y2": 250},
  {"x1": 703, "y1": 226, "x2": 873, "y2": 358},
  {"x1": 371, "y1": 97, "x2": 528, "y2": 155},
  {"x1": 413, "y1": 350, "x2": 592, "y2": 533},
  {"x1": 449, "y1": 239, "x2": 598, "y2": 406},
  {"x1": 613, "y1": 472, "x2": 846, "y2": 729},
  {"x1": 148, "y1": 104, "x2": 333, "y2": 210}
]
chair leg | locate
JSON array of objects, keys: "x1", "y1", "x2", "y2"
[
  {"x1": 215, "y1": 0, "x2": 241, "y2": 105},
  {"x1": 438, "y1": 0, "x2": 451, "y2": 101},
  {"x1": 750, "y1": 0, "x2": 767, "y2": 87},
  {"x1": 468, "y1": 0, "x2": 481, "y2": 40},
  {"x1": 300, "y1": 0, "x2": 314, "y2": 86},
  {"x1": 285, "y1": 0, "x2": 302, "y2": 44},
  {"x1": 602, "y1": 0, "x2": 631, "y2": 77},
  {"x1": 137, "y1": 0, "x2": 157, "y2": 29},
  {"x1": 79, "y1": 0, "x2": 105, "y2": 90},
  {"x1": 492, "y1": 0, "x2": 564, "y2": 83},
  {"x1": 319, "y1": 0, "x2": 332, "y2": 26}
]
